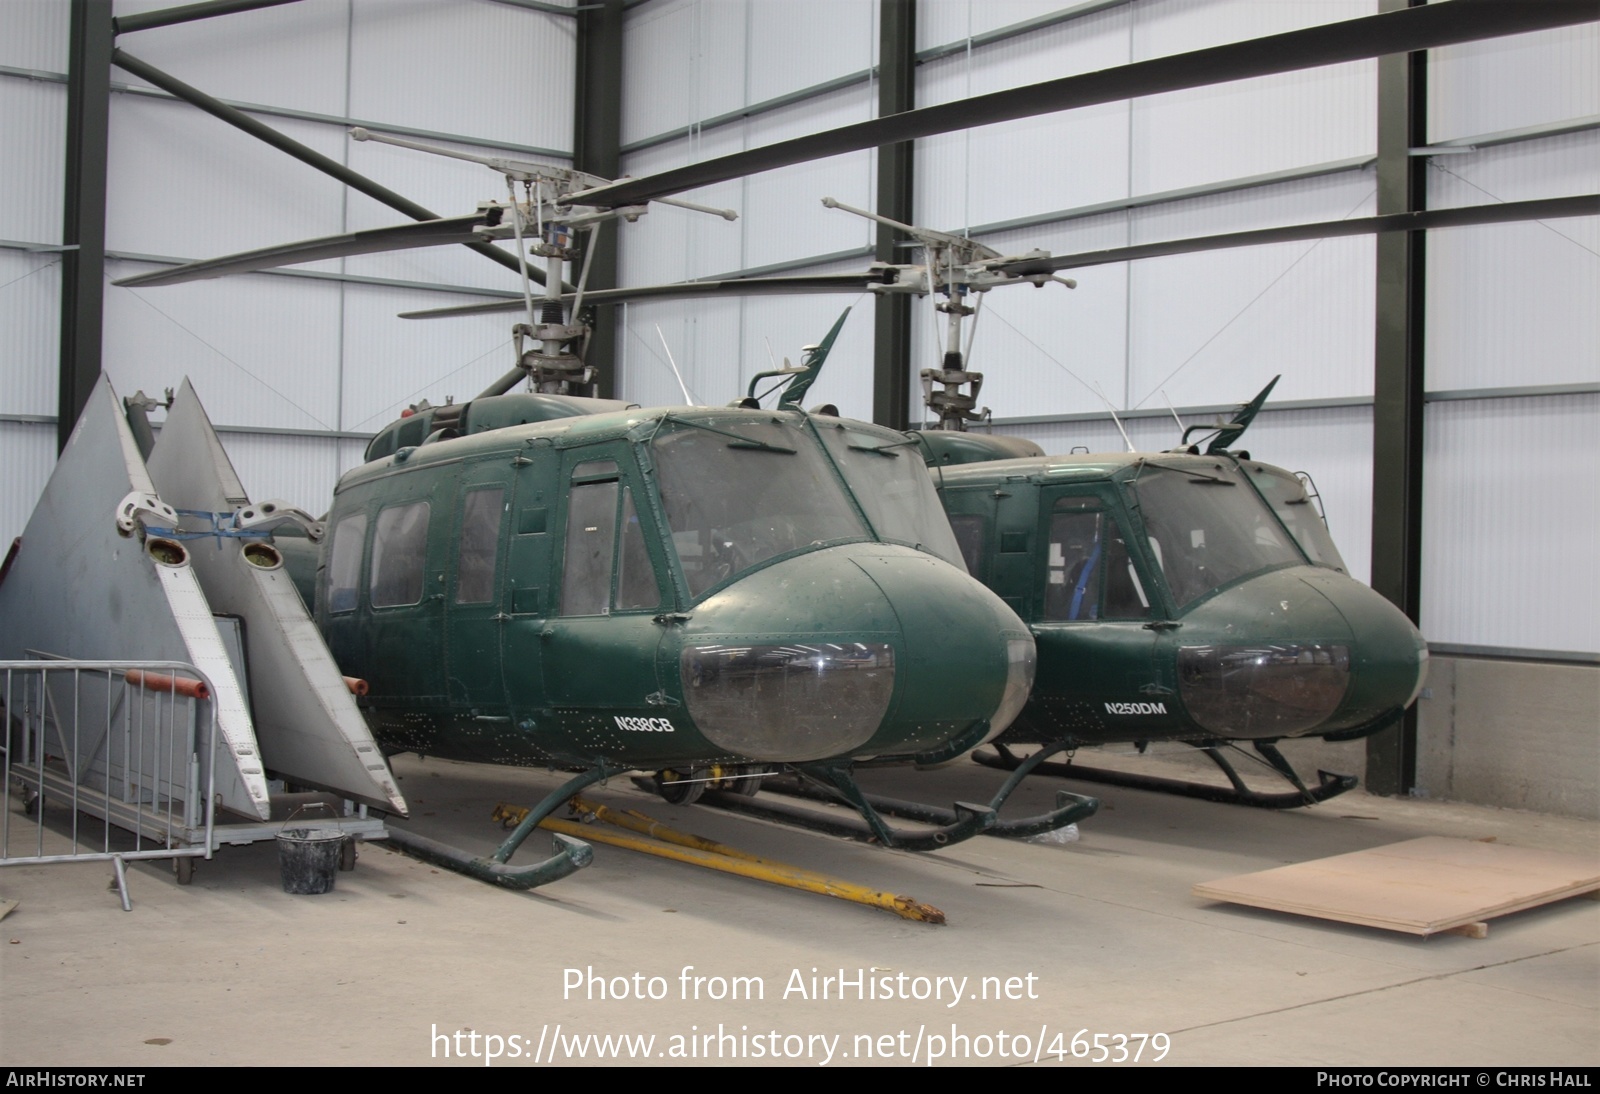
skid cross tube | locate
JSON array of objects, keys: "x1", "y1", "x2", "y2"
[
  {"x1": 383, "y1": 763, "x2": 615, "y2": 889},
  {"x1": 694, "y1": 763, "x2": 994, "y2": 851},
  {"x1": 973, "y1": 741, "x2": 1358, "y2": 810},
  {"x1": 760, "y1": 743, "x2": 1101, "y2": 839}
]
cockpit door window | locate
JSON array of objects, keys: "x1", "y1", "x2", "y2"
[
  {"x1": 1043, "y1": 497, "x2": 1151, "y2": 621},
  {"x1": 561, "y1": 480, "x2": 619, "y2": 617}
]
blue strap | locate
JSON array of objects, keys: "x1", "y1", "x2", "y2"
[{"x1": 1068, "y1": 532, "x2": 1102, "y2": 621}]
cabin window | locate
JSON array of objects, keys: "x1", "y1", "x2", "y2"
[
  {"x1": 326, "y1": 512, "x2": 366, "y2": 613},
  {"x1": 615, "y1": 488, "x2": 660, "y2": 611},
  {"x1": 370, "y1": 501, "x2": 430, "y2": 608},
  {"x1": 456, "y1": 487, "x2": 504, "y2": 604},
  {"x1": 561, "y1": 481, "x2": 618, "y2": 616},
  {"x1": 1044, "y1": 499, "x2": 1150, "y2": 621}
]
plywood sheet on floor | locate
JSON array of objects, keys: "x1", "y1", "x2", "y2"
[{"x1": 1194, "y1": 836, "x2": 1600, "y2": 936}]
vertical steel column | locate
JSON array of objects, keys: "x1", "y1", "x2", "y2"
[
  {"x1": 574, "y1": 0, "x2": 625, "y2": 399},
  {"x1": 59, "y1": 0, "x2": 114, "y2": 452},
  {"x1": 1366, "y1": 0, "x2": 1427, "y2": 797},
  {"x1": 873, "y1": 0, "x2": 916, "y2": 430}
]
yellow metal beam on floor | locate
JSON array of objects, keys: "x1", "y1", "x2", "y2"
[{"x1": 491, "y1": 798, "x2": 945, "y2": 924}]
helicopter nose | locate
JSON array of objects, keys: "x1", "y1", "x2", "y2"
[
  {"x1": 1297, "y1": 569, "x2": 1429, "y2": 736},
  {"x1": 1175, "y1": 568, "x2": 1426, "y2": 739},
  {"x1": 673, "y1": 544, "x2": 1033, "y2": 763}
]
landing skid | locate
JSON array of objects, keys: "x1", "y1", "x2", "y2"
[
  {"x1": 698, "y1": 746, "x2": 1100, "y2": 848},
  {"x1": 972, "y1": 740, "x2": 1357, "y2": 810},
  {"x1": 384, "y1": 763, "x2": 612, "y2": 888}
]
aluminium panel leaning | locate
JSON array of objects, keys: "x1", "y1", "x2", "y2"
[
  {"x1": 0, "y1": 377, "x2": 270, "y2": 819},
  {"x1": 146, "y1": 381, "x2": 406, "y2": 814}
]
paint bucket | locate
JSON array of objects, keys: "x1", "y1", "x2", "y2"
[{"x1": 276, "y1": 826, "x2": 344, "y2": 895}]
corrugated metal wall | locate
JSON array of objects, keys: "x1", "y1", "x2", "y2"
[
  {"x1": 616, "y1": 0, "x2": 879, "y2": 414},
  {"x1": 2, "y1": 0, "x2": 575, "y2": 549},
  {"x1": 614, "y1": 0, "x2": 1596, "y2": 656},
  {"x1": 3, "y1": 0, "x2": 1594, "y2": 656}
]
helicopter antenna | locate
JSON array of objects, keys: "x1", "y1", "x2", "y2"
[
  {"x1": 654, "y1": 324, "x2": 696, "y2": 406},
  {"x1": 1094, "y1": 383, "x2": 1137, "y2": 454},
  {"x1": 1161, "y1": 389, "x2": 1187, "y2": 438}
]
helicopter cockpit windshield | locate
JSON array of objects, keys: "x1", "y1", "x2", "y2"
[
  {"x1": 650, "y1": 415, "x2": 868, "y2": 597},
  {"x1": 1242, "y1": 463, "x2": 1349, "y2": 573},
  {"x1": 1125, "y1": 461, "x2": 1303, "y2": 611},
  {"x1": 812, "y1": 422, "x2": 966, "y2": 570}
]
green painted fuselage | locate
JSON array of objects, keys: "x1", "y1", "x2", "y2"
[
  {"x1": 932, "y1": 450, "x2": 1428, "y2": 747},
  {"x1": 295, "y1": 401, "x2": 1034, "y2": 771}
]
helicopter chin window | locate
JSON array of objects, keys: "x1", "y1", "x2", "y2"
[
  {"x1": 984, "y1": 638, "x2": 1037, "y2": 741},
  {"x1": 680, "y1": 643, "x2": 894, "y2": 761},
  {"x1": 1178, "y1": 643, "x2": 1350, "y2": 737}
]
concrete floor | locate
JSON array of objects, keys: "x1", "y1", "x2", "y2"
[{"x1": 1, "y1": 749, "x2": 1595, "y2": 1067}]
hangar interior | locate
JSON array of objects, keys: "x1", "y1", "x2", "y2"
[{"x1": 0, "y1": 0, "x2": 1596, "y2": 821}]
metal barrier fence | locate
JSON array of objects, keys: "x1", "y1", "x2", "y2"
[{"x1": 1, "y1": 659, "x2": 217, "y2": 910}]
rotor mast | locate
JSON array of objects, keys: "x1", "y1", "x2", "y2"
[
  {"x1": 351, "y1": 127, "x2": 735, "y2": 398},
  {"x1": 822, "y1": 197, "x2": 1076, "y2": 432}
]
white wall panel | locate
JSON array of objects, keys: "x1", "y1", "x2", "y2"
[
  {"x1": 106, "y1": 95, "x2": 348, "y2": 262},
  {"x1": 914, "y1": 6, "x2": 1132, "y2": 232},
  {"x1": 0, "y1": 421, "x2": 57, "y2": 549},
  {"x1": 746, "y1": 0, "x2": 874, "y2": 104},
  {"x1": 1130, "y1": 0, "x2": 1371, "y2": 59},
  {"x1": 338, "y1": 437, "x2": 369, "y2": 479},
  {"x1": 1422, "y1": 394, "x2": 1599, "y2": 654},
  {"x1": 1, "y1": 79, "x2": 66, "y2": 244},
  {"x1": 617, "y1": 294, "x2": 742, "y2": 409},
  {"x1": 105, "y1": 259, "x2": 344, "y2": 431},
  {"x1": 621, "y1": 0, "x2": 748, "y2": 145},
  {"x1": 1127, "y1": 1, "x2": 1374, "y2": 195},
  {"x1": 111, "y1": 0, "x2": 352, "y2": 117},
  {"x1": 1127, "y1": 171, "x2": 1377, "y2": 409},
  {"x1": 740, "y1": 89, "x2": 876, "y2": 270},
  {"x1": 1129, "y1": 61, "x2": 1374, "y2": 195},
  {"x1": 614, "y1": 259, "x2": 875, "y2": 415},
  {"x1": 213, "y1": 430, "x2": 343, "y2": 516},
  {"x1": 619, "y1": 125, "x2": 750, "y2": 285},
  {"x1": 1425, "y1": 134, "x2": 1600, "y2": 393},
  {"x1": 348, "y1": 0, "x2": 575, "y2": 150},
  {"x1": 0, "y1": 250, "x2": 62, "y2": 418},
  {"x1": 337, "y1": 283, "x2": 520, "y2": 434},
  {"x1": 1428, "y1": 22, "x2": 1600, "y2": 144},
  {"x1": 917, "y1": 0, "x2": 1093, "y2": 52},
  {"x1": 0, "y1": 0, "x2": 70, "y2": 71}
]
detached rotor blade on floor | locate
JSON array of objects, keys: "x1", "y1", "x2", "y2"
[
  {"x1": 398, "y1": 273, "x2": 889, "y2": 320},
  {"x1": 992, "y1": 195, "x2": 1600, "y2": 276},
  {"x1": 570, "y1": 2, "x2": 1598, "y2": 209},
  {"x1": 113, "y1": 210, "x2": 503, "y2": 288}
]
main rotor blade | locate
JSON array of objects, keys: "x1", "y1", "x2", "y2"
[
  {"x1": 570, "y1": 2, "x2": 1597, "y2": 210},
  {"x1": 397, "y1": 273, "x2": 888, "y2": 319},
  {"x1": 112, "y1": 211, "x2": 503, "y2": 288},
  {"x1": 992, "y1": 195, "x2": 1600, "y2": 276}
]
